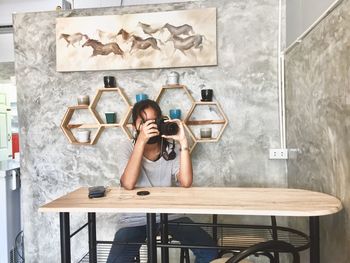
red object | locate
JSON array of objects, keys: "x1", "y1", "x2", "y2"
[{"x1": 12, "y1": 133, "x2": 19, "y2": 159}]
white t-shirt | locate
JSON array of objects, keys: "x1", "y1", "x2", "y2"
[{"x1": 118, "y1": 140, "x2": 182, "y2": 227}]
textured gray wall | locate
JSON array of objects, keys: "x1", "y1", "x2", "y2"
[
  {"x1": 285, "y1": 0, "x2": 350, "y2": 262},
  {"x1": 14, "y1": 0, "x2": 286, "y2": 262},
  {"x1": 0, "y1": 62, "x2": 14, "y2": 80}
]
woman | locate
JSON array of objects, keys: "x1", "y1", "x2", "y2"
[{"x1": 107, "y1": 99, "x2": 217, "y2": 263}]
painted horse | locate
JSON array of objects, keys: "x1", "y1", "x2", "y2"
[
  {"x1": 59, "y1": 33, "x2": 89, "y2": 47},
  {"x1": 96, "y1": 29, "x2": 118, "y2": 42},
  {"x1": 128, "y1": 35, "x2": 162, "y2": 54},
  {"x1": 162, "y1": 23, "x2": 194, "y2": 37},
  {"x1": 82, "y1": 39, "x2": 124, "y2": 57},
  {"x1": 137, "y1": 22, "x2": 162, "y2": 36},
  {"x1": 167, "y1": 34, "x2": 204, "y2": 55},
  {"x1": 117, "y1": 29, "x2": 133, "y2": 41}
]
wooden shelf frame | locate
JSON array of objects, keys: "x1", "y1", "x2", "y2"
[
  {"x1": 61, "y1": 87, "x2": 131, "y2": 145},
  {"x1": 155, "y1": 84, "x2": 194, "y2": 103},
  {"x1": 183, "y1": 124, "x2": 197, "y2": 153},
  {"x1": 184, "y1": 101, "x2": 228, "y2": 143},
  {"x1": 154, "y1": 84, "x2": 198, "y2": 152},
  {"x1": 60, "y1": 106, "x2": 104, "y2": 145},
  {"x1": 154, "y1": 84, "x2": 195, "y2": 117},
  {"x1": 121, "y1": 106, "x2": 134, "y2": 140},
  {"x1": 90, "y1": 87, "x2": 131, "y2": 125},
  {"x1": 61, "y1": 84, "x2": 228, "y2": 148}
]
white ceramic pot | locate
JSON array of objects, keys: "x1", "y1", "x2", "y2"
[
  {"x1": 167, "y1": 71, "x2": 180, "y2": 85},
  {"x1": 77, "y1": 130, "x2": 91, "y2": 143}
]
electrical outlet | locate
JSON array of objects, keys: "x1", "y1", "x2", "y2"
[{"x1": 269, "y1": 149, "x2": 288, "y2": 159}]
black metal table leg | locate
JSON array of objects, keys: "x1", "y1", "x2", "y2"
[
  {"x1": 271, "y1": 216, "x2": 280, "y2": 263},
  {"x1": 212, "y1": 215, "x2": 218, "y2": 243},
  {"x1": 147, "y1": 213, "x2": 157, "y2": 263},
  {"x1": 309, "y1": 216, "x2": 320, "y2": 263},
  {"x1": 160, "y1": 214, "x2": 169, "y2": 263},
  {"x1": 60, "y1": 212, "x2": 71, "y2": 263},
  {"x1": 88, "y1": 213, "x2": 97, "y2": 263}
]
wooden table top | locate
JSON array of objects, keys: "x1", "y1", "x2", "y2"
[{"x1": 39, "y1": 187, "x2": 343, "y2": 217}]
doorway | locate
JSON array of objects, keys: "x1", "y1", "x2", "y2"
[{"x1": 0, "y1": 78, "x2": 18, "y2": 161}]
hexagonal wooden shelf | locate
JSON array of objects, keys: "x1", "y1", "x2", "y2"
[
  {"x1": 90, "y1": 87, "x2": 131, "y2": 128},
  {"x1": 184, "y1": 101, "x2": 228, "y2": 143},
  {"x1": 155, "y1": 84, "x2": 195, "y2": 119},
  {"x1": 183, "y1": 124, "x2": 197, "y2": 153},
  {"x1": 121, "y1": 106, "x2": 134, "y2": 140},
  {"x1": 61, "y1": 105, "x2": 103, "y2": 145},
  {"x1": 61, "y1": 84, "x2": 228, "y2": 148}
]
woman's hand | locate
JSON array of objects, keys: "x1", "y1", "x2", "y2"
[
  {"x1": 137, "y1": 120, "x2": 159, "y2": 144},
  {"x1": 162, "y1": 119, "x2": 188, "y2": 147}
]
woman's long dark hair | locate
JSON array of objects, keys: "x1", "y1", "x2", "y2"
[{"x1": 132, "y1": 99, "x2": 162, "y2": 126}]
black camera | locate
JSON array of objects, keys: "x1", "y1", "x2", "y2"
[{"x1": 157, "y1": 118, "x2": 179, "y2": 136}]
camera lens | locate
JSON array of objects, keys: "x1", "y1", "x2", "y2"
[
  {"x1": 163, "y1": 122, "x2": 179, "y2": 135},
  {"x1": 158, "y1": 118, "x2": 179, "y2": 136}
]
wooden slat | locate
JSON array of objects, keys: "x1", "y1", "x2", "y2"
[
  {"x1": 196, "y1": 101, "x2": 218, "y2": 105},
  {"x1": 68, "y1": 105, "x2": 89, "y2": 109},
  {"x1": 97, "y1": 87, "x2": 120, "y2": 91},
  {"x1": 39, "y1": 187, "x2": 342, "y2": 217},
  {"x1": 196, "y1": 138, "x2": 217, "y2": 142},
  {"x1": 67, "y1": 124, "x2": 100, "y2": 129},
  {"x1": 186, "y1": 120, "x2": 226, "y2": 125},
  {"x1": 101, "y1": 124, "x2": 120, "y2": 127}
]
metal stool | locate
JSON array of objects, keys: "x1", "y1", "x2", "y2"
[
  {"x1": 210, "y1": 258, "x2": 252, "y2": 263},
  {"x1": 211, "y1": 240, "x2": 300, "y2": 263}
]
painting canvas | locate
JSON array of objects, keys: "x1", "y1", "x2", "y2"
[{"x1": 56, "y1": 8, "x2": 217, "y2": 72}]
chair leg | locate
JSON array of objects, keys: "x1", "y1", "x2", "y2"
[
  {"x1": 271, "y1": 216, "x2": 280, "y2": 263},
  {"x1": 180, "y1": 248, "x2": 190, "y2": 263},
  {"x1": 180, "y1": 248, "x2": 185, "y2": 263},
  {"x1": 185, "y1": 248, "x2": 190, "y2": 263}
]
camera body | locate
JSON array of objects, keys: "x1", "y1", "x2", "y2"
[{"x1": 156, "y1": 118, "x2": 179, "y2": 136}]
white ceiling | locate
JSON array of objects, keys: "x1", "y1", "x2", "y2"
[{"x1": 0, "y1": 0, "x2": 190, "y2": 25}]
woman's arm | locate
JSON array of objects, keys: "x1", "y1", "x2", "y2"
[
  {"x1": 162, "y1": 120, "x2": 193, "y2": 188},
  {"x1": 120, "y1": 120, "x2": 159, "y2": 190},
  {"x1": 177, "y1": 137, "x2": 193, "y2": 187}
]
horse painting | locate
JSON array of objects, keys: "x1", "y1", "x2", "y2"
[
  {"x1": 82, "y1": 39, "x2": 124, "y2": 57},
  {"x1": 59, "y1": 33, "x2": 89, "y2": 47},
  {"x1": 56, "y1": 8, "x2": 216, "y2": 71}
]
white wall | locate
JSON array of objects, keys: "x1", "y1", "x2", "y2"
[
  {"x1": 0, "y1": 0, "x2": 190, "y2": 25},
  {"x1": 286, "y1": 0, "x2": 337, "y2": 45},
  {"x1": 0, "y1": 34, "x2": 14, "y2": 62}
]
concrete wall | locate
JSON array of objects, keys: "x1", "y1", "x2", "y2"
[
  {"x1": 286, "y1": 0, "x2": 337, "y2": 45},
  {"x1": 285, "y1": 0, "x2": 350, "y2": 262},
  {"x1": 14, "y1": 0, "x2": 286, "y2": 261}
]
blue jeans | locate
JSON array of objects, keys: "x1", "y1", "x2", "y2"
[{"x1": 106, "y1": 217, "x2": 218, "y2": 263}]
